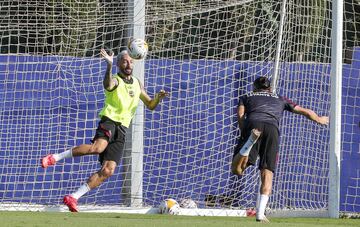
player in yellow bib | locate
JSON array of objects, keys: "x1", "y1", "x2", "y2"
[{"x1": 41, "y1": 48, "x2": 168, "y2": 212}]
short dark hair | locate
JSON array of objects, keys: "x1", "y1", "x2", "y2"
[
  {"x1": 116, "y1": 49, "x2": 129, "y2": 62},
  {"x1": 253, "y1": 76, "x2": 271, "y2": 90}
]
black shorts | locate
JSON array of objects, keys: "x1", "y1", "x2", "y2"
[
  {"x1": 92, "y1": 117, "x2": 126, "y2": 165},
  {"x1": 234, "y1": 121, "x2": 279, "y2": 172}
]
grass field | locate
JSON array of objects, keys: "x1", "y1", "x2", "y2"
[{"x1": 1, "y1": 211, "x2": 359, "y2": 227}]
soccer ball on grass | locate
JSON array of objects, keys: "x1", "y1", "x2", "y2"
[
  {"x1": 158, "y1": 198, "x2": 181, "y2": 215},
  {"x1": 127, "y1": 38, "x2": 148, "y2": 60}
]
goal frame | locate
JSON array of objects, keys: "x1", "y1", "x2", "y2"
[{"x1": 328, "y1": 0, "x2": 342, "y2": 219}]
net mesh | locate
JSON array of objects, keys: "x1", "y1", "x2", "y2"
[{"x1": 0, "y1": 0, "x2": 359, "y2": 214}]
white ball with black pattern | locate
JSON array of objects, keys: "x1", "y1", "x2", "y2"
[{"x1": 127, "y1": 38, "x2": 148, "y2": 60}]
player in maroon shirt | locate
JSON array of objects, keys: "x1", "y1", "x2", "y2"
[{"x1": 231, "y1": 76, "x2": 329, "y2": 222}]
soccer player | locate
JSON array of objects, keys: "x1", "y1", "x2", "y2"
[
  {"x1": 41, "y1": 48, "x2": 168, "y2": 212},
  {"x1": 231, "y1": 76, "x2": 329, "y2": 223}
]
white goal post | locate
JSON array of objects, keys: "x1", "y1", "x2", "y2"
[{"x1": 0, "y1": 0, "x2": 359, "y2": 218}]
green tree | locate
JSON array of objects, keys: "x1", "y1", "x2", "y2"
[{"x1": 47, "y1": 0, "x2": 98, "y2": 56}]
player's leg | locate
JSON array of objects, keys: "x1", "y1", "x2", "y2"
[
  {"x1": 255, "y1": 123, "x2": 279, "y2": 223},
  {"x1": 72, "y1": 139, "x2": 109, "y2": 156},
  {"x1": 41, "y1": 139, "x2": 108, "y2": 168},
  {"x1": 231, "y1": 128, "x2": 261, "y2": 175},
  {"x1": 86, "y1": 160, "x2": 117, "y2": 189},
  {"x1": 256, "y1": 168, "x2": 273, "y2": 223},
  {"x1": 63, "y1": 160, "x2": 117, "y2": 212},
  {"x1": 41, "y1": 118, "x2": 115, "y2": 168},
  {"x1": 239, "y1": 128, "x2": 262, "y2": 156},
  {"x1": 63, "y1": 128, "x2": 125, "y2": 212}
]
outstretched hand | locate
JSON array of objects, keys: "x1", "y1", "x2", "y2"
[
  {"x1": 318, "y1": 116, "x2": 329, "y2": 126},
  {"x1": 156, "y1": 90, "x2": 169, "y2": 100},
  {"x1": 100, "y1": 49, "x2": 114, "y2": 65}
]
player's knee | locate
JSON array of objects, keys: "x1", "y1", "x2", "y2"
[
  {"x1": 231, "y1": 163, "x2": 244, "y2": 175},
  {"x1": 231, "y1": 160, "x2": 240, "y2": 175},
  {"x1": 231, "y1": 165, "x2": 239, "y2": 175},
  {"x1": 232, "y1": 169, "x2": 243, "y2": 176},
  {"x1": 88, "y1": 139, "x2": 108, "y2": 154},
  {"x1": 231, "y1": 154, "x2": 249, "y2": 175},
  {"x1": 89, "y1": 146, "x2": 104, "y2": 155},
  {"x1": 100, "y1": 166, "x2": 115, "y2": 178}
]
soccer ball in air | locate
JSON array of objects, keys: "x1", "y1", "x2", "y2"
[
  {"x1": 179, "y1": 198, "x2": 198, "y2": 209},
  {"x1": 158, "y1": 198, "x2": 181, "y2": 215},
  {"x1": 127, "y1": 38, "x2": 148, "y2": 60}
]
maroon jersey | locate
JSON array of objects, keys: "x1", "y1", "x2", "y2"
[{"x1": 238, "y1": 91, "x2": 297, "y2": 129}]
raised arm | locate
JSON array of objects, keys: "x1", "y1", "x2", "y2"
[
  {"x1": 292, "y1": 105, "x2": 329, "y2": 125},
  {"x1": 139, "y1": 81, "x2": 169, "y2": 110},
  {"x1": 100, "y1": 49, "x2": 118, "y2": 91}
]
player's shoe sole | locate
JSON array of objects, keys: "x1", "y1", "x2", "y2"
[
  {"x1": 63, "y1": 195, "x2": 78, "y2": 212},
  {"x1": 41, "y1": 154, "x2": 56, "y2": 168}
]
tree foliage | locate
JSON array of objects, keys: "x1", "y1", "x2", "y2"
[{"x1": 0, "y1": 0, "x2": 359, "y2": 62}]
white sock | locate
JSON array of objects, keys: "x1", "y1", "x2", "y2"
[
  {"x1": 53, "y1": 148, "x2": 73, "y2": 161},
  {"x1": 256, "y1": 193, "x2": 261, "y2": 210},
  {"x1": 71, "y1": 183, "x2": 91, "y2": 200},
  {"x1": 239, "y1": 135, "x2": 257, "y2": 156},
  {"x1": 256, "y1": 194, "x2": 269, "y2": 220}
]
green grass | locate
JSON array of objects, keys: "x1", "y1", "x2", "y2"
[{"x1": 1, "y1": 211, "x2": 359, "y2": 227}]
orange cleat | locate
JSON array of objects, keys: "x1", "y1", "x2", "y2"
[
  {"x1": 63, "y1": 195, "x2": 78, "y2": 212},
  {"x1": 246, "y1": 208, "x2": 256, "y2": 217},
  {"x1": 41, "y1": 154, "x2": 56, "y2": 168}
]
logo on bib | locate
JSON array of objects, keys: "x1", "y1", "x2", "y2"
[{"x1": 128, "y1": 90, "x2": 134, "y2": 97}]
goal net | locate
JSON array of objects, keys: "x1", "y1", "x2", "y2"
[{"x1": 0, "y1": 0, "x2": 359, "y2": 217}]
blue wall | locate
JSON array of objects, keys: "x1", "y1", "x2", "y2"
[{"x1": 0, "y1": 49, "x2": 359, "y2": 212}]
